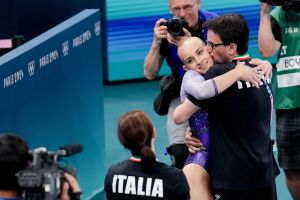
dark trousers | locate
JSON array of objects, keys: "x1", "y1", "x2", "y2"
[
  {"x1": 212, "y1": 182, "x2": 277, "y2": 200},
  {"x1": 167, "y1": 144, "x2": 189, "y2": 169}
]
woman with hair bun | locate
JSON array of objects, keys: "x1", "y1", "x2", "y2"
[{"x1": 104, "y1": 109, "x2": 190, "y2": 200}]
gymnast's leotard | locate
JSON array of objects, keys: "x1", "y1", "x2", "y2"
[
  {"x1": 180, "y1": 70, "x2": 217, "y2": 170},
  {"x1": 184, "y1": 108, "x2": 210, "y2": 170}
]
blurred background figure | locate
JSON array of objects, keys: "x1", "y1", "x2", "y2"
[
  {"x1": 0, "y1": 133, "x2": 29, "y2": 199},
  {"x1": 258, "y1": 1, "x2": 300, "y2": 199},
  {"x1": 0, "y1": 133, "x2": 81, "y2": 200}
]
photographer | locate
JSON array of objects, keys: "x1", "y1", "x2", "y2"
[
  {"x1": 258, "y1": 1, "x2": 300, "y2": 199},
  {"x1": 0, "y1": 133, "x2": 81, "y2": 200},
  {"x1": 143, "y1": 0, "x2": 217, "y2": 169}
]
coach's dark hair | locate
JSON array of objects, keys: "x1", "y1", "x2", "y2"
[
  {"x1": 203, "y1": 13, "x2": 249, "y2": 55},
  {"x1": 0, "y1": 133, "x2": 30, "y2": 190},
  {"x1": 118, "y1": 110, "x2": 156, "y2": 171}
]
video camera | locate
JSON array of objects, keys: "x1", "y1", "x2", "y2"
[
  {"x1": 259, "y1": 0, "x2": 295, "y2": 6},
  {"x1": 17, "y1": 144, "x2": 83, "y2": 200},
  {"x1": 160, "y1": 17, "x2": 188, "y2": 36}
]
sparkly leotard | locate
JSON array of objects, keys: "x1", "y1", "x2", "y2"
[
  {"x1": 181, "y1": 70, "x2": 216, "y2": 170},
  {"x1": 184, "y1": 108, "x2": 210, "y2": 170}
]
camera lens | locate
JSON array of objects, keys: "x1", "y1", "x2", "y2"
[
  {"x1": 168, "y1": 18, "x2": 186, "y2": 36},
  {"x1": 169, "y1": 22, "x2": 181, "y2": 34},
  {"x1": 162, "y1": 17, "x2": 187, "y2": 36}
]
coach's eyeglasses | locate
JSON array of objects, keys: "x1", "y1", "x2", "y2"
[{"x1": 206, "y1": 41, "x2": 228, "y2": 51}]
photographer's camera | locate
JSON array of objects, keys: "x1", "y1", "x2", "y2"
[{"x1": 160, "y1": 17, "x2": 188, "y2": 36}]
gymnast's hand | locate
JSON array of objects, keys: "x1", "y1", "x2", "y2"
[{"x1": 185, "y1": 127, "x2": 203, "y2": 154}]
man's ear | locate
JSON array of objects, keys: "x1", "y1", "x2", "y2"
[{"x1": 228, "y1": 43, "x2": 238, "y2": 56}]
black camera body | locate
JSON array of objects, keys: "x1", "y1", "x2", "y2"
[
  {"x1": 17, "y1": 144, "x2": 83, "y2": 200},
  {"x1": 259, "y1": 0, "x2": 295, "y2": 6},
  {"x1": 160, "y1": 17, "x2": 188, "y2": 36}
]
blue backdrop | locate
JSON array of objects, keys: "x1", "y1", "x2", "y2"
[
  {"x1": 105, "y1": 0, "x2": 277, "y2": 81},
  {"x1": 0, "y1": 9, "x2": 104, "y2": 199}
]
